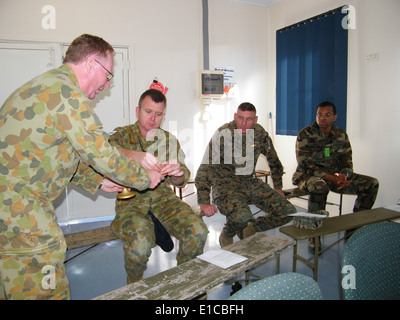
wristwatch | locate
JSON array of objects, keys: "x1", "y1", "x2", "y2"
[{"x1": 98, "y1": 178, "x2": 104, "y2": 189}]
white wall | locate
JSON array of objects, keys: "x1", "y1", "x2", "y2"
[
  {"x1": 195, "y1": 0, "x2": 270, "y2": 171},
  {"x1": 267, "y1": 0, "x2": 400, "y2": 212},
  {"x1": 0, "y1": 0, "x2": 271, "y2": 168},
  {"x1": 0, "y1": 0, "x2": 398, "y2": 221}
]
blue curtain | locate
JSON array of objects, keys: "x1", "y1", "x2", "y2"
[{"x1": 276, "y1": 7, "x2": 348, "y2": 135}]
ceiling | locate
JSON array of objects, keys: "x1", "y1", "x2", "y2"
[{"x1": 228, "y1": 0, "x2": 281, "y2": 7}]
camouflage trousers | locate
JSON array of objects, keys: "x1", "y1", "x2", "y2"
[
  {"x1": 214, "y1": 179, "x2": 296, "y2": 238},
  {"x1": 0, "y1": 236, "x2": 70, "y2": 300},
  {"x1": 299, "y1": 174, "x2": 379, "y2": 213},
  {"x1": 111, "y1": 196, "x2": 208, "y2": 282}
]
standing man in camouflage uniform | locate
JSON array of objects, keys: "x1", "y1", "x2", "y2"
[
  {"x1": 109, "y1": 89, "x2": 208, "y2": 284},
  {"x1": 292, "y1": 101, "x2": 379, "y2": 213},
  {"x1": 0, "y1": 34, "x2": 164, "y2": 300},
  {"x1": 195, "y1": 102, "x2": 296, "y2": 247}
]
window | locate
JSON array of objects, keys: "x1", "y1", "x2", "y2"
[{"x1": 276, "y1": 6, "x2": 348, "y2": 135}]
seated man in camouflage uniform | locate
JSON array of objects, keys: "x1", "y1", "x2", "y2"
[
  {"x1": 293, "y1": 101, "x2": 379, "y2": 214},
  {"x1": 195, "y1": 102, "x2": 296, "y2": 247},
  {"x1": 109, "y1": 89, "x2": 208, "y2": 284}
]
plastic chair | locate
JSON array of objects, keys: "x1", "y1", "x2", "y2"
[
  {"x1": 341, "y1": 222, "x2": 400, "y2": 300},
  {"x1": 228, "y1": 272, "x2": 323, "y2": 300}
]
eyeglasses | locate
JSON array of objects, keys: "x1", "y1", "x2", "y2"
[{"x1": 95, "y1": 59, "x2": 114, "y2": 82}]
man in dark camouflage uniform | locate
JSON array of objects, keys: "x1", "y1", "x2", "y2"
[
  {"x1": 0, "y1": 35, "x2": 163, "y2": 300},
  {"x1": 195, "y1": 102, "x2": 296, "y2": 247},
  {"x1": 293, "y1": 101, "x2": 379, "y2": 213},
  {"x1": 109, "y1": 89, "x2": 208, "y2": 284}
]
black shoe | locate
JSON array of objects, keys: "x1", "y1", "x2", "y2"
[{"x1": 230, "y1": 282, "x2": 242, "y2": 296}]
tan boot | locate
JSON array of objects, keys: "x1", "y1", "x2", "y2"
[
  {"x1": 242, "y1": 222, "x2": 256, "y2": 239},
  {"x1": 219, "y1": 232, "x2": 233, "y2": 247}
]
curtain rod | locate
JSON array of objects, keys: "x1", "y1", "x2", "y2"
[{"x1": 277, "y1": 6, "x2": 346, "y2": 33}]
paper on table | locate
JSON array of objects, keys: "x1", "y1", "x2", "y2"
[
  {"x1": 197, "y1": 249, "x2": 248, "y2": 269},
  {"x1": 289, "y1": 212, "x2": 328, "y2": 219}
]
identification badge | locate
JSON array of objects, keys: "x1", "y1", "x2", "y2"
[{"x1": 324, "y1": 147, "x2": 330, "y2": 158}]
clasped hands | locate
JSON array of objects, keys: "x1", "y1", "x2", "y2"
[
  {"x1": 123, "y1": 149, "x2": 183, "y2": 189},
  {"x1": 324, "y1": 172, "x2": 352, "y2": 190},
  {"x1": 100, "y1": 150, "x2": 184, "y2": 193}
]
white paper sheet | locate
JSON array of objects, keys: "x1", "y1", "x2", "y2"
[
  {"x1": 289, "y1": 212, "x2": 328, "y2": 219},
  {"x1": 197, "y1": 249, "x2": 248, "y2": 269}
]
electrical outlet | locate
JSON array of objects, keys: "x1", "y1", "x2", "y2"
[
  {"x1": 366, "y1": 53, "x2": 379, "y2": 63},
  {"x1": 202, "y1": 98, "x2": 212, "y2": 105}
]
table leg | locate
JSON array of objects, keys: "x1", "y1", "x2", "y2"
[
  {"x1": 276, "y1": 254, "x2": 280, "y2": 274},
  {"x1": 313, "y1": 236, "x2": 320, "y2": 281},
  {"x1": 245, "y1": 270, "x2": 250, "y2": 286},
  {"x1": 292, "y1": 242, "x2": 298, "y2": 272}
]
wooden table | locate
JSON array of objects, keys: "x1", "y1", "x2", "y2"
[
  {"x1": 279, "y1": 207, "x2": 400, "y2": 281},
  {"x1": 93, "y1": 233, "x2": 294, "y2": 300}
]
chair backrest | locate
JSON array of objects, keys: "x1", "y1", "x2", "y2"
[
  {"x1": 228, "y1": 272, "x2": 323, "y2": 300},
  {"x1": 341, "y1": 222, "x2": 400, "y2": 300}
]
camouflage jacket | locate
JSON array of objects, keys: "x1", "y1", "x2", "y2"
[
  {"x1": 0, "y1": 65, "x2": 150, "y2": 251},
  {"x1": 109, "y1": 122, "x2": 190, "y2": 214},
  {"x1": 292, "y1": 121, "x2": 353, "y2": 185},
  {"x1": 195, "y1": 121, "x2": 284, "y2": 205}
]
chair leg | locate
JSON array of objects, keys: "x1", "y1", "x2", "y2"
[{"x1": 339, "y1": 193, "x2": 343, "y2": 216}]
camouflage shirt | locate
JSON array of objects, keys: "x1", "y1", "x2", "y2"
[
  {"x1": 292, "y1": 121, "x2": 353, "y2": 185},
  {"x1": 109, "y1": 122, "x2": 190, "y2": 214},
  {"x1": 0, "y1": 65, "x2": 150, "y2": 251},
  {"x1": 195, "y1": 121, "x2": 284, "y2": 205}
]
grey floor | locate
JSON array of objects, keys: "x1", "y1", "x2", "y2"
[{"x1": 62, "y1": 195, "x2": 347, "y2": 300}]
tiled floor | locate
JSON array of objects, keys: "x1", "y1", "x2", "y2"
[{"x1": 62, "y1": 197, "x2": 346, "y2": 300}]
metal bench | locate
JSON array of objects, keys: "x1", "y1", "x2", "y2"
[
  {"x1": 284, "y1": 187, "x2": 344, "y2": 215},
  {"x1": 280, "y1": 207, "x2": 400, "y2": 281}
]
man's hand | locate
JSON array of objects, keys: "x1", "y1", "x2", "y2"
[
  {"x1": 161, "y1": 160, "x2": 184, "y2": 186},
  {"x1": 199, "y1": 204, "x2": 218, "y2": 217},
  {"x1": 100, "y1": 178, "x2": 125, "y2": 193},
  {"x1": 147, "y1": 169, "x2": 165, "y2": 189},
  {"x1": 119, "y1": 148, "x2": 162, "y2": 171},
  {"x1": 275, "y1": 189, "x2": 285, "y2": 197}
]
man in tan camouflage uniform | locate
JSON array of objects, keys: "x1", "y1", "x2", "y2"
[
  {"x1": 293, "y1": 101, "x2": 379, "y2": 214},
  {"x1": 109, "y1": 89, "x2": 208, "y2": 284},
  {"x1": 195, "y1": 102, "x2": 296, "y2": 247},
  {"x1": 0, "y1": 35, "x2": 164, "y2": 300}
]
